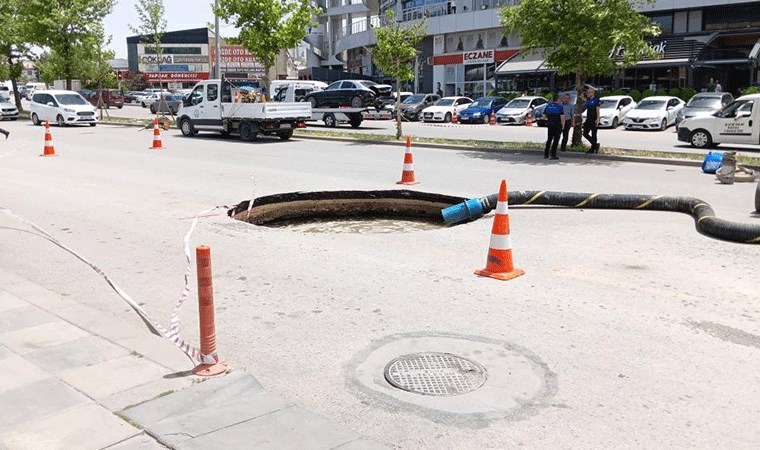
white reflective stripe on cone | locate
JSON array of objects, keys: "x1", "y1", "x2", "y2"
[
  {"x1": 489, "y1": 233, "x2": 512, "y2": 250},
  {"x1": 495, "y1": 201, "x2": 509, "y2": 215},
  {"x1": 403, "y1": 164, "x2": 414, "y2": 171}
]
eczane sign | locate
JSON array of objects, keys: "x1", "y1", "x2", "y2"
[{"x1": 463, "y1": 50, "x2": 494, "y2": 64}]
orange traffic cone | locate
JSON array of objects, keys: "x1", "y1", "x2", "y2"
[
  {"x1": 525, "y1": 112, "x2": 533, "y2": 127},
  {"x1": 40, "y1": 121, "x2": 56, "y2": 157},
  {"x1": 149, "y1": 117, "x2": 164, "y2": 150},
  {"x1": 474, "y1": 179, "x2": 524, "y2": 281},
  {"x1": 451, "y1": 109, "x2": 458, "y2": 124},
  {"x1": 396, "y1": 136, "x2": 420, "y2": 185},
  {"x1": 489, "y1": 111, "x2": 496, "y2": 125}
]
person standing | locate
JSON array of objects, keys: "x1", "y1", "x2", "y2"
[
  {"x1": 560, "y1": 93, "x2": 573, "y2": 152},
  {"x1": 706, "y1": 78, "x2": 716, "y2": 92},
  {"x1": 715, "y1": 79, "x2": 723, "y2": 92},
  {"x1": 436, "y1": 82, "x2": 443, "y2": 98},
  {"x1": 583, "y1": 88, "x2": 600, "y2": 154},
  {"x1": 543, "y1": 95, "x2": 565, "y2": 160}
]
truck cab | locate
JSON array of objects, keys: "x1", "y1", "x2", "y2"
[
  {"x1": 678, "y1": 94, "x2": 760, "y2": 148},
  {"x1": 178, "y1": 79, "x2": 310, "y2": 141}
]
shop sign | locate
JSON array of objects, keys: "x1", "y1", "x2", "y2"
[
  {"x1": 159, "y1": 65, "x2": 189, "y2": 72},
  {"x1": 145, "y1": 72, "x2": 210, "y2": 81},
  {"x1": 211, "y1": 45, "x2": 262, "y2": 70},
  {"x1": 463, "y1": 50, "x2": 494, "y2": 64},
  {"x1": 173, "y1": 56, "x2": 208, "y2": 64},
  {"x1": 609, "y1": 41, "x2": 668, "y2": 59},
  {"x1": 141, "y1": 55, "x2": 174, "y2": 64}
]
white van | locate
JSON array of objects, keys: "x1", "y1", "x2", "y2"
[
  {"x1": 271, "y1": 80, "x2": 327, "y2": 103},
  {"x1": 30, "y1": 90, "x2": 98, "y2": 127},
  {"x1": 677, "y1": 93, "x2": 760, "y2": 148}
]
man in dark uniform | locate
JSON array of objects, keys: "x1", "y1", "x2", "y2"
[
  {"x1": 542, "y1": 94, "x2": 565, "y2": 160},
  {"x1": 583, "y1": 87, "x2": 600, "y2": 154}
]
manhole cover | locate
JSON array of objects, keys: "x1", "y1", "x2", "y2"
[{"x1": 384, "y1": 352, "x2": 487, "y2": 396}]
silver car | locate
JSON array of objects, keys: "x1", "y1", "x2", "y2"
[{"x1": 676, "y1": 92, "x2": 733, "y2": 129}]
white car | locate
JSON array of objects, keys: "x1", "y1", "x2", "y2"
[
  {"x1": 141, "y1": 92, "x2": 161, "y2": 107},
  {"x1": 583, "y1": 95, "x2": 636, "y2": 128},
  {"x1": 0, "y1": 85, "x2": 11, "y2": 101},
  {"x1": 495, "y1": 96, "x2": 547, "y2": 124},
  {"x1": 420, "y1": 96, "x2": 473, "y2": 122},
  {"x1": 0, "y1": 99, "x2": 19, "y2": 120},
  {"x1": 384, "y1": 91, "x2": 414, "y2": 114},
  {"x1": 30, "y1": 90, "x2": 97, "y2": 127},
  {"x1": 623, "y1": 96, "x2": 684, "y2": 131}
]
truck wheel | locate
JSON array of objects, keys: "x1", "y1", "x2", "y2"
[
  {"x1": 239, "y1": 122, "x2": 256, "y2": 141},
  {"x1": 350, "y1": 96, "x2": 363, "y2": 108},
  {"x1": 309, "y1": 97, "x2": 318, "y2": 108},
  {"x1": 689, "y1": 129, "x2": 712, "y2": 149},
  {"x1": 323, "y1": 113, "x2": 337, "y2": 128},
  {"x1": 180, "y1": 119, "x2": 196, "y2": 137},
  {"x1": 279, "y1": 130, "x2": 294, "y2": 140},
  {"x1": 349, "y1": 117, "x2": 362, "y2": 128}
]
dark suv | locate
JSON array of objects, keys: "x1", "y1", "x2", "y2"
[{"x1": 85, "y1": 89, "x2": 124, "y2": 109}]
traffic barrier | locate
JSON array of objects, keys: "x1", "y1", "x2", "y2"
[
  {"x1": 149, "y1": 118, "x2": 164, "y2": 150},
  {"x1": 41, "y1": 121, "x2": 56, "y2": 157},
  {"x1": 397, "y1": 136, "x2": 420, "y2": 185},
  {"x1": 489, "y1": 111, "x2": 496, "y2": 126},
  {"x1": 451, "y1": 109, "x2": 458, "y2": 124},
  {"x1": 474, "y1": 179, "x2": 525, "y2": 281},
  {"x1": 525, "y1": 112, "x2": 533, "y2": 127},
  {"x1": 193, "y1": 245, "x2": 228, "y2": 376}
]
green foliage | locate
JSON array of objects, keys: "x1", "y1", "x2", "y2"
[
  {"x1": 610, "y1": 88, "x2": 625, "y2": 96},
  {"x1": 216, "y1": 0, "x2": 318, "y2": 71},
  {"x1": 741, "y1": 86, "x2": 760, "y2": 95},
  {"x1": 129, "y1": 0, "x2": 167, "y2": 63},
  {"x1": 655, "y1": 88, "x2": 667, "y2": 96},
  {"x1": 372, "y1": 10, "x2": 426, "y2": 139},
  {"x1": 679, "y1": 87, "x2": 696, "y2": 101},
  {"x1": 641, "y1": 89, "x2": 655, "y2": 99},
  {"x1": 544, "y1": 92, "x2": 555, "y2": 101},
  {"x1": 629, "y1": 89, "x2": 642, "y2": 102},
  {"x1": 0, "y1": 0, "x2": 34, "y2": 109},
  {"x1": 124, "y1": 71, "x2": 150, "y2": 91},
  {"x1": 22, "y1": 0, "x2": 115, "y2": 90},
  {"x1": 668, "y1": 87, "x2": 681, "y2": 100}
]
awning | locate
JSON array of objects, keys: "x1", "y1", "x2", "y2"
[
  {"x1": 635, "y1": 58, "x2": 690, "y2": 67},
  {"x1": 495, "y1": 53, "x2": 551, "y2": 75}
]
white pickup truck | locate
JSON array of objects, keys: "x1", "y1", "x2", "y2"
[
  {"x1": 678, "y1": 93, "x2": 760, "y2": 148},
  {"x1": 177, "y1": 79, "x2": 311, "y2": 141}
]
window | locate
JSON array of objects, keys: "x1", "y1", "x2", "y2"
[
  {"x1": 32, "y1": 93, "x2": 45, "y2": 104},
  {"x1": 340, "y1": 81, "x2": 355, "y2": 89},
  {"x1": 190, "y1": 86, "x2": 204, "y2": 105},
  {"x1": 207, "y1": 83, "x2": 218, "y2": 101},
  {"x1": 650, "y1": 14, "x2": 673, "y2": 34}
]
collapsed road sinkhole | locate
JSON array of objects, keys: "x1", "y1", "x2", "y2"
[{"x1": 229, "y1": 190, "x2": 466, "y2": 233}]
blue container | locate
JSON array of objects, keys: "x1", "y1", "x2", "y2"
[{"x1": 702, "y1": 151, "x2": 723, "y2": 174}]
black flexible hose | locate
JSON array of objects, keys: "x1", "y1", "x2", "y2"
[{"x1": 474, "y1": 191, "x2": 760, "y2": 245}]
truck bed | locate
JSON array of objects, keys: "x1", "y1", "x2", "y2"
[{"x1": 221, "y1": 102, "x2": 311, "y2": 120}]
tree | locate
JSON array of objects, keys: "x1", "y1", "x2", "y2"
[
  {"x1": 216, "y1": 0, "x2": 318, "y2": 91},
  {"x1": 502, "y1": 0, "x2": 660, "y2": 146},
  {"x1": 372, "y1": 10, "x2": 426, "y2": 140},
  {"x1": 124, "y1": 71, "x2": 150, "y2": 91},
  {"x1": 0, "y1": 0, "x2": 33, "y2": 110},
  {"x1": 130, "y1": 0, "x2": 169, "y2": 115},
  {"x1": 23, "y1": 0, "x2": 115, "y2": 90}
]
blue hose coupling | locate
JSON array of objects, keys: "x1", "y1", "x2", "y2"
[{"x1": 441, "y1": 197, "x2": 487, "y2": 225}]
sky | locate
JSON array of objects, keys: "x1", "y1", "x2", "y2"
[{"x1": 103, "y1": 0, "x2": 238, "y2": 58}]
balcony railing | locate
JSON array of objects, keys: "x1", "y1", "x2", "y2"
[
  {"x1": 400, "y1": 0, "x2": 517, "y2": 21},
  {"x1": 337, "y1": 16, "x2": 381, "y2": 40}
]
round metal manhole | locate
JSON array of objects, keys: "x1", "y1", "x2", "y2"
[{"x1": 383, "y1": 352, "x2": 487, "y2": 396}]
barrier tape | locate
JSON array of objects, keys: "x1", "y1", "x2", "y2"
[{"x1": 0, "y1": 205, "x2": 229, "y2": 363}]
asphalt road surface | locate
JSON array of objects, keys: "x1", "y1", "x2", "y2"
[{"x1": 1, "y1": 120, "x2": 759, "y2": 448}]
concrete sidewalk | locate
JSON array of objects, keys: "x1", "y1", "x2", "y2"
[{"x1": 0, "y1": 269, "x2": 383, "y2": 449}]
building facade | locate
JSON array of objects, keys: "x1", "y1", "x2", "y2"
[{"x1": 305, "y1": 0, "x2": 760, "y2": 96}]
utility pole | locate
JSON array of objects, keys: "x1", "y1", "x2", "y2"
[{"x1": 215, "y1": 0, "x2": 222, "y2": 79}]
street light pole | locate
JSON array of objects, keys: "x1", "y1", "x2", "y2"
[{"x1": 215, "y1": 0, "x2": 221, "y2": 79}]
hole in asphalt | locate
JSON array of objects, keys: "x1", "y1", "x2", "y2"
[{"x1": 228, "y1": 190, "x2": 466, "y2": 233}]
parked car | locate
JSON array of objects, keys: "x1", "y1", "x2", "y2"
[
  {"x1": 420, "y1": 96, "x2": 473, "y2": 122},
  {"x1": 0, "y1": 99, "x2": 19, "y2": 120},
  {"x1": 623, "y1": 96, "x2": 684, "y2": 131},
  {"x1": 25, "y1": 82, "x2": 47, "y2": 100},
  {"x1": 495, "y1": 96, "x2": 547, "y2": 124},
  {"x1": 17, "y1": 85, "x2": 28, "y2": 98},
  {"x1": 141, "y1": 92, "x2": 161, "y2": 108},
  {"x1": 303, "y1": 80, "x2": 392, "y2": 109},
  {"x1": 583, "y1": 95, "x2": 637, "y2": 128},
  {"x1": 675, "y1": 92, "x2": 733, "y2": 129},
  {"x1": 384, "y1": 91, "x2": 414, "y2": 115},
  {"x1": 533, "y1": 103, "x2": 548, "y2": 127},
  {"x1": 399, "y1": 93, "x2": 440, "y2": 121},
  {"x1": 29, "y1": 90, "x2": 97, "y2": 127},
  {"x1": 458, "y1": 96, "x2": 509, "y2": 124},
  {"x1": 0, "y1": 85, "x2": 10, "y2": 101},
  {"x1": 149, "y1": 94, "x2": 184, "y2": 114},
  {"x1": 83, "y1": 89, "x2": 124, "y2": 109},
  {"x1": 124, "y1": 91, "x2": 146, "y2": 103}
]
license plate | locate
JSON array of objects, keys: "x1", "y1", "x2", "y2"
[{"x1": 280, "y1": 123, "x2": 291, "y2": 129}]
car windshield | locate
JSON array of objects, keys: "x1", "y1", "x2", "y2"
[
  {"x1": 715, "y1": 100, "x2": 753, "y2": 118},
  {"x1": 686, "y1": 97, "x2": 722, "y2": 109},
  {"x1": 471, "y1": 98, "x2": 492, "y2": 107},
  {"x1": 435, "y1": 99, "x2": 455, "y2": 106},
  {"x1": 636, "y1": 100, "x2": 666, "y2": 110},
  {"x1": 358, "y1": 81, "x2": 377, "y2": 88},
  {"x1": 56, "y1": 94, "x2": 88, "y2": 105},
  {"x1": 506, "y1": 99, "x2": 531, "y2": 108},
  {"x1": 599, "y1": 99, "x2": 619, "y2": 109},
  {"x1": 404, "y1": 95, "x2": 425, "y2": 104}
]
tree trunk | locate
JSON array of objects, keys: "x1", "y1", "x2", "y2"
[
  {"x1": 395, "y1": 76, "x2": 403, "y2": 140},
  {"x1": 5, "y1": 50, "x2": 22, "y2": 111},
  {"x1": 571, "y1": 69, "x2": 586, "y2": 146}
]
